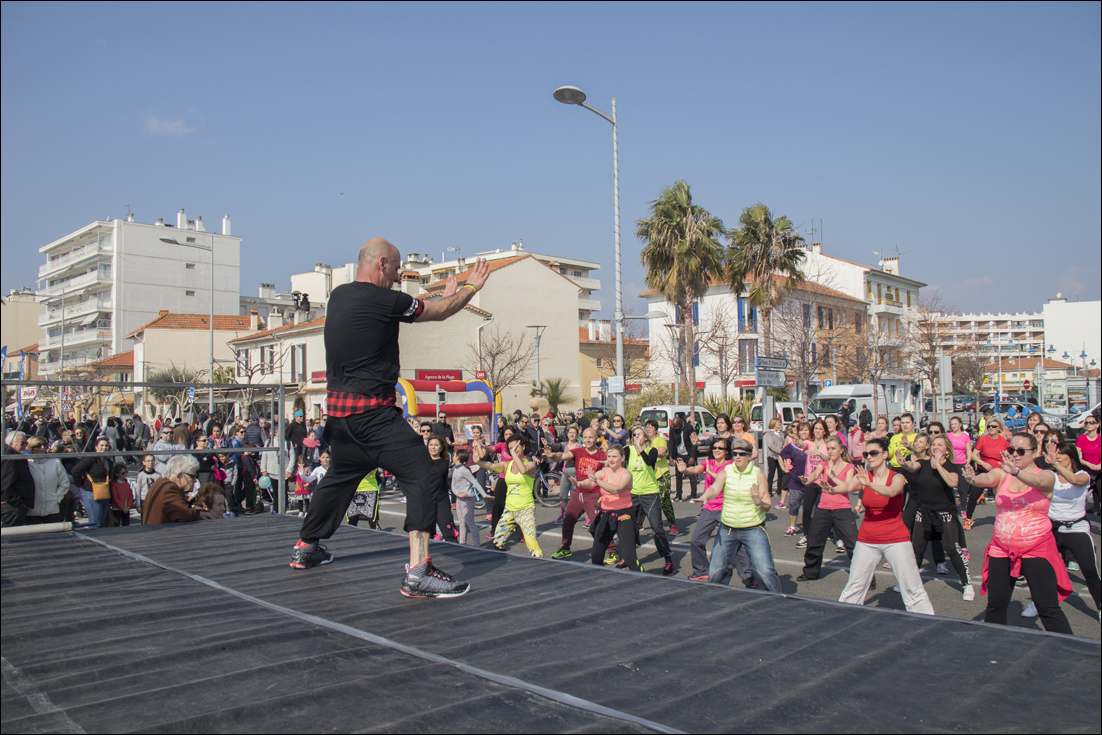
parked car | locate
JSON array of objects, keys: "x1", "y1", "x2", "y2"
[
  {"x1": 1064, "y1": 402, "x2": 1101, "y2": 440},
  {"x1": 978, "y1": 401, "x2": 1065, "y2": 430},
  {"x1": 639, "y1": 405, "x2": 717, "y2": 441}
]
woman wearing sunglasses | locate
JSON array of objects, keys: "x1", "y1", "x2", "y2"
[
  {"x1": 603, "y1": 415, "x2": 628, "y2": 448},
  {"x1": 1074, "y1": 413, "x2": 1100, "y2": 515},
  {"x1": 835, "y1": 437, "x2": 934, "y2": 614},
  {"x1": 963, "y1": 433, "x2": 1073, "y2": 634},
  {"x1": 896, "y1": 434, "x2": 974, "y2": 601},
  {"x1": 681, "y1": 440, "x2": 744, "y2": 584},
  {"x1": 1019, "y1": 440, "x2": 1100, "y2": 620},
  {"x1": 797, "y1": 436, "x2": 858, "y2": 581},
  {"x1": 697, "y1": 438, "x2": 781, "y2": 592}
]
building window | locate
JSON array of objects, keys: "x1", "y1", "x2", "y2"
[
  {"x1": 854, "y1": 311, "x2": 863, "y2": 334},
  {"x1": 185, "y1": 290, "x2": 196, "y2": 296},
  {"x1": 877, "y1": 284, "x2": 882, "y2": 301},
  {"x1": 186, "y1": 263, "x2": 196, "y2": 269},
  {"x1": 186, "y1": 237, "x2": 196, "y2": 243},
  {"x1": 828, "y1": 308, "x2": 834, "y2": 330},
  {"x1": 811, "y1": 343, "x2": 817, "y2": 361},
  {"x1": 738, "y1": 339, "x2": 756, "y2": 373},
  {"x1": 595, "y1": 358, "x2": 603, "y2": 368},
  {"x1": 573, "y1": 270, "x2": 583, "y2": 277},
  {"x1": 906, "y1": 291, "x2": 912, "y2": 307},
  {"x1": 559, "y1": 267, "x2": 566, "y2": 274},
  {"x1": 817, "y1": 306, "x2": 825, "y2": 329}
]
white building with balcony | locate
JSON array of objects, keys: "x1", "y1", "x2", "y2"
[{"x1": 36, "y1": 209, "x2": 241, "y2": 375}]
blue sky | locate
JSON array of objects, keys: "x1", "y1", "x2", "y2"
[{"x1": 2, "y1": 2, "x2": 1099, "y2": 318}]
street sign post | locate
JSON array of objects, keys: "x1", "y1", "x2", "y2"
[
  {"x1": 754, "y1": 368, "x2": 786, "y2": 388},
  {"x1": 755, "y1": 356, "x2": 788, "y2": 371}
]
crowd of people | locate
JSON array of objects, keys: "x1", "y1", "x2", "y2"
[{"x1": 4, "y1": 399, "x2": 1099, "y2": 631}]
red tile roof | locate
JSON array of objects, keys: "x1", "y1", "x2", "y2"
[
  {"x1": 577, "y1": 326, "x2": 649, "y2": 346},
  {"x1": 422, "y1": 254, "x2": 581, "y2": 292},
  {"x1": 982, "y1": 356, "x2": 1077, "y2": 371},
  {"x1": 126, "y1": 312, "x2": 254, "y2": 338},
  {"x1": 640, "y1": 272, "x2": 858, "y2": 302},
  {"x1": 229, "y1": 316, "x2": 327, "y2": 344},
  {"x1": 18, "y1": 343, "x2": 39, "y2": 354},
  {"x1": 87, "y1": 350, "x2": 134, "y2": 369}
]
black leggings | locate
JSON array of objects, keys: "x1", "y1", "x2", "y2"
[
  {"x1": 984, "y1": 556, "x2": 1072, "y2": 634},
  {"x1": 801, "y1": 507, "x2": 857, "y2": 579},
  {"x1": 802, "y1": 483, "x2": 821, "y2": 534},
  {"x1": 966, "y1": 485, "x2": 987, "y2": 518},
  {"x1": 490, "y1": 477, "x2": 507, "y2": 535},
  {"x1": 1054, "y1": 531, "x2": 1101, "y2": 609},
  {"x1": 591, "y1": 510, "x2": 638, "y2": 570},
  {"x1": 767, "y1": 458, "x2": 787, "y2": 496},
  {"x1": 911, "y1": 507, "x2": 969, "y2": 586}
]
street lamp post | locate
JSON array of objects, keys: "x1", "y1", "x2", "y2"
[
  {"x1": 526, "y1": 325, "x2": 547, "y2": 384},
  {"x1": 160, "y1": 236, "x2": 215, "y2": 418},
  {"x1": 553, "y1": 85, "x2": 624, "y2": 417}
]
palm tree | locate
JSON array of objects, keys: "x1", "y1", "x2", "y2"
[
  {"x1": 542, "y1": 378, "x2": 575, "y2": 418},
  {"x1": 726, "y1": 203, "x2": 806, "y2": 356},
  {"x1": 636, "y1": 181, "x2": 725, "y2": 420}
]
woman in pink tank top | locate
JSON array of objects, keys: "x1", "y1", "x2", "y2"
[{"x1": 964, "y1": 432, "x2": 1073, "y2": 634}]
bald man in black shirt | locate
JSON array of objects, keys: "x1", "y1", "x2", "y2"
[{"x1": 290, "y1": 238, "x2": 488, "y2": 599}]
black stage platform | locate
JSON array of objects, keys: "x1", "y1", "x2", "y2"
[{"x1": 2, "y1": 516, "x2": 1099, "y2": 733}]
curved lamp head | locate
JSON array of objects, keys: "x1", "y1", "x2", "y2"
[{"x1": 553, "y1": 86, "x2": 587, "y2": 105}]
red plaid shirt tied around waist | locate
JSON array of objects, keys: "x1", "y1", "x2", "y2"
[{"x1": 326, "y1": 391, "x2": 397, "y2": 417}]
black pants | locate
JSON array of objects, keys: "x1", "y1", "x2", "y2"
[
  {"x1": 767, "y1": 457, "x2": 787, "y2": 496},
  {"x1": 300, "y1": 409, "x2": 443, "y2": 543},
  {"x1": 111, "y1": 509, "x2": 131, "y2": 526},
  {"x1": 591, "y1": 510, "x2": 638, "y2": 569},
  {"x1": 966, "y1": 485, "x2": 987, "y2": 518},
  {"x1": 1054, "y1": 531, "x2": 1101, "y2": 609},
  {"x1": 911, "y1": 507, "x2": 969, "y2": 586},
  {"x1": 984, "y1": 556, "x2": 1072, "y2": 634},
  {"x1": 802, "y1": 483, "x2": 821, "y2": 534},
  {"x1": 490, "y1": 477, "x2": 507, "y2": 535},
  {"x1": 25, "y1": 513, "x2": 63, "y2": 525},
  {"x1": 632, "y1": 494, "x2": 672, "y2": 561},
  {"x1": 802, "y1": 507, "x2": 857, "y2": 579},
  {"x1": 672, "y1": 465, "x2": 698, "y2": 500}
]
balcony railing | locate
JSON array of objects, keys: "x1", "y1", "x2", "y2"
[
  {"x1": 39, "y1": 297, "x2": 112, "y2": 326},
  {"x1": 578, "y1": 298, "x2": 602, "y2": 312},
  {"x1": 39, "y1": 328, "x2": 111, "y2": 350},
  {"x1": 738, "y1": 321, "x2": 758, "y2": 334},
  {"x1": 40, "y1": 269, "x2": 111, "y2": 298},
  {"x1": 39, "y1": 241, "x2": 111, "y2": 277}
]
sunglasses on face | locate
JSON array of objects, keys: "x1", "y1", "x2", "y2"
[
  {"x1": 731, "y1": 451, "x2": 749, "y2": 457},
  {"x1": 712, "y1": 446, "x2": 727, "y2": 452},
  {"x1": 865, "y1": 450, "x2": 883, "y2": 458},
  {"x1": 1006, "y1": 447, "x2": 1030, "y2": 457}
]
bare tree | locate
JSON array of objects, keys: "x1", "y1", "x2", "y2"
[
  {"x1": 592, "y1": 314, "x2": 650, "y2": 384},
  {"x1": 462, "y1": 325, "x2": 535, "y2": 406},
  {"x1": 843, "y1": 314, "x2": 907, "y2": 418},
  {"x1": 233, "y1": 342, "x2": 291, "y2": 417},
  {"x1": 908, "y1": 291, "x2": 957, "y2": 394},
  {"x1": 696, "y1": 297, "x2": 740, "y2": 401}
]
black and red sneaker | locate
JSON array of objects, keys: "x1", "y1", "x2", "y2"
[
  {"x1": 662, "y1": 561, "x2": 676, "y2": 577},
  {"x1": 289, "y1": 540, "x2": 333, "y2": 569}
]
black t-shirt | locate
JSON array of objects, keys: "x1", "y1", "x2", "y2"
[
  {"x1": 905, "y1": 458, "x2": 960, "y2": 512},
  {"x1": 325, "y1": 282, "x2": 423, "y2": 396}
]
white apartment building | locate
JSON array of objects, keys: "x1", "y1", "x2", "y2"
[
  {"x1": 36, "y1": 210, "x2": 241, "y2": 375},
  {"x1": 285, "y1": 240, "x2": 601, "y2": 326},
  {"x1": 936, "y1": 295, "x2": 1100, "y2": 370}
]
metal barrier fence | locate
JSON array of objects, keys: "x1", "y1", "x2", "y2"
[{"x1": 1, "y1": 379, "x2": 290, "y2": 515}]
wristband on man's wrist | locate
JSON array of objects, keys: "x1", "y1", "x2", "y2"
[{"x1": 462, "y1": 283, "x2": 478, "y2": 294}]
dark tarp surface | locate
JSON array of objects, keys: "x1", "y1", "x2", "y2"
[{"x1": 2, "y1": 516, "x2": 1099, "y2": 734}]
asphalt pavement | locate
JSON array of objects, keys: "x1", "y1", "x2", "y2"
[{"x1": 368, "y1": 480, "x2": 1102, "y2": 641}]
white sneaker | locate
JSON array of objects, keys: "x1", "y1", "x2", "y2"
[
  {"x1": 962, "y1": 584, "x2": 975, "y2": 602},
  {"x1": 1021, "y1": 601, "x2": 1038, "y2": 618},
  {"x1": 892, "y1": 585, "x2": 901, "y2": 592},
  {"x1": 936, "y1": 562, "x2": 949, "y2": 575}
]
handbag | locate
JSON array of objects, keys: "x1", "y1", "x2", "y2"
[{"x1": 92, "y1": 480, "x2": 111, "y2": 502}]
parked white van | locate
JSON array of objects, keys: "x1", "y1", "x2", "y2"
[
  {"x1": 808, "y1": 384, "x2": 890, "y2": 418},
  {"x1": 639, "y1": 405, "x2": 717, "y2": 440},
  {"x1": 750, "y1": 402, "x2": 817, "y2": 435}
]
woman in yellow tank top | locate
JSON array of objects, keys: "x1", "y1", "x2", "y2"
[{"x1": 475, "y1": 433, "x2": 543, "y2": 558}]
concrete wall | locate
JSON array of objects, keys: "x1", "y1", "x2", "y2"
[
  {"x1": 1, "y1": 294, "x2": 45, "y2": 356},
  {"x1": 467, "y1": 257, "x2": 582, "y2": 415},
  {"x1": 115, "y1": 219, "x2": 241, "y2": 355},
  {"x1": 1043, "y1": 299, "x2": 1101, "y2": 369},
  {"x1": 135, "y1": 327, "x2": 252, "y2": 381}
]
